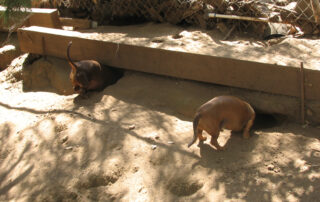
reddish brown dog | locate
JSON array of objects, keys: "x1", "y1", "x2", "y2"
[
  {"x1": 188, "y1": 96, "x2": 255, "y2": 150},
  {"x1": 67, "y1": 41, "x2": 120, "y2": 95}
]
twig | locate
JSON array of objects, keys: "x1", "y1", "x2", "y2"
[
  {"x1": 300, "y1": 62, "x2": 305, "y2": 125},
  {"x1": 223, "y1": 25, "x2": 236, "y2": 40},
  {"x1": 1, "y1": 13, "x2": 31, "y2": 47},
  {"x1": 207, "y1": 13, "x2": 292, "y2": 24}
]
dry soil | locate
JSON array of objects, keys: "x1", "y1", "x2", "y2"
[{"x1": 0, "y1": 24, "x2": 320, "y2": 202}]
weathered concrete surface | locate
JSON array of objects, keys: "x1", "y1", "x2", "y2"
[
  {"x1": 0, "y1": 6, "x2": 61, "y2": 31},
  {"x1": 107, "y1": 71, "x2": 320, "y2": 124},
  {"x1": 1, "y1": 54, "x2": 320, "y2": 202},
  {"x1": 17, "y1": 26, "x2": 320, "y2": 101},
  {"x1": 23, "y1": 56, "x2": 320, "y2": 124}
]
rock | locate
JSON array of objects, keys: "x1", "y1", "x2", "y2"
[
  {"x1": 65, "y1": 146, "x2": 73, "y2": 151},
  {"x1": 132, "y1": 166, "x2": 139, "y2": 173},
  {"x1": 267, "y1": 164, "x2": 275, "y2": 171},
  {"x1": 129, "y1": 125, "x2": 136, "y2": 130},
  {"x1": 274, "y1": 167, "x2": 281, "y2": 173},
  {"x1": 61, "y1": 136, "x2": 68, "y2": 144},
  {"x1": 22, "y1": 56, "x2": 74, "y2": 95},
  {"x1": 151, "y1": 145, "x2": 157, "y2": 150},
  {"x1": 263, "y1": 23, "x2": 289, "y2": 39},
  {"x1": 0, "y1": 45, "x2": 21, "y2": 71},
  {"x1": 138, "y1": 186, "x2": 143, "y2": 192},
  {"x1": 172, "y1": 33, "x2": 183, "y2": 39}
]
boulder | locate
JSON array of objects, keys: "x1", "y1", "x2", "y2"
[
  {"x1": 0, "y1": 45, "x2": 21, "y2": 71},
  {"x1": 23, "y1": 56, "x2": 74, "y2": 95}
]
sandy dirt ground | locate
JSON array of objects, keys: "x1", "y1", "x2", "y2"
[
  {"x1": 79, "y1": 23, "x2": 320, "y2": 70},
  {"x1": 28, "y1": 22, "x2": 320, "y2": 69},
  {"x1": 0, "y1": 57, "x2": 320, "y2": 201},
  {"x1": 1, "y1": 23, "x2": 320, "y2": 201}
]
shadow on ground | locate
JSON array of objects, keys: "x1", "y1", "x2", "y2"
[{"x1": 0, "y1": 69, "x2": 319, "y2": 201}]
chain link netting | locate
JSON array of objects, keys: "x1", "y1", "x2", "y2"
[{"x1": 37, "y1": 0, "x2": 320, "y2": 35}]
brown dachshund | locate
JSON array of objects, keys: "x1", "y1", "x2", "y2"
[
  {"x1": 188, "y1": 96, "x2": 255, "y2": 150},
  {"x1": 67, "y1": 41, "x2": 121, "y2": 95}
]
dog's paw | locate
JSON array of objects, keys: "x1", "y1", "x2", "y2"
[
  {"x1": 243, "y1": 133, "x2": 250, "y2": 139},
  {"x1": 214, "y1": 145, "x2": 226, "y2": 151}
]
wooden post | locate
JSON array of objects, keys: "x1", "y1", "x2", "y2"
[{"x1": 300, "y1": 62, "x2": 305, "y2": 124}]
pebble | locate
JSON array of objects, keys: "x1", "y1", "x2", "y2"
[
  {"x1": 116, "y1": 146, "x2": 122, "y2": 150},
  {"x1": 172, "y1": 33, "x2": 183, "y2": 39},
  {"x1": 167, "y1": 141, "x2": 174, "y2": 144},
  {"x1": 274, "y1": 167, "x2": 281, "y2": 173},
  {"x1": 61, "y1": 136, "x2": 68, "y2": 144},
  {"x1": 138, "y1": 186, "x2": 147, "y2": 193},
  {"x1": 151, "y1": 145, "x2": 157, "y2": 150},
  {"x1": 267, "y1": 164, "x2": 275, "y2": 171},
  {"x1": 299, "y1": 165, "x2": 309, "y2": 172},
  {"x1": 65, "y1": 146, "x2": 73, "y2": 151},
  {"x1": 129, "y1": 125, "x2": 136, "y2": 130},
  {"x1": 138, "y1": 186, "x2": 144, "y2": 192},
  {"x1": 132, "y1": 166, "x2": 139, "y2": 173}
]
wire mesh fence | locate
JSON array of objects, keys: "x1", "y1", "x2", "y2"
[{"x1": 39, "y1": 0, "x2": 320, "y2": 35}]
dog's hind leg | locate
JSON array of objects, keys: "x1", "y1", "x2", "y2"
[
  {"x1": 242, "y1": 116, "x2": 255, "y2": 139},
  {"x1": 209, "y1": 128, "x2": 224, "y2": 151}
]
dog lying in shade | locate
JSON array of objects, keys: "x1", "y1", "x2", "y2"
[{"x1": 67, "y1": 41, "x2": 121, "y2": 96}]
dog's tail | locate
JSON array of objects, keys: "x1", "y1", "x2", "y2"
[
  {"x1": 188, "y1": 113, "x2": 201, "y2": 148},
  {"x1": 67, "y1": 41, "x2": 77, "y2": 70}
]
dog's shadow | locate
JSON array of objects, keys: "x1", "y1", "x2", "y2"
[
  {"x1": 72, "y1": 91, "x2": 105, "y2": 107},
  {"x1": 193, "y1": 131, "x2": 260, "y2": 168}
]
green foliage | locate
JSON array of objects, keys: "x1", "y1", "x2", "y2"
[{"x1": 0, "y1": 0, "x2": 33, "y2": 23}]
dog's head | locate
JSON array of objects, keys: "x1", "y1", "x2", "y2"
[{"x1": 69, "y1": 62, "x2": 89, "y2": 93}]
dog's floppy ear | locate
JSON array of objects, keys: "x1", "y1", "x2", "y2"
[{"x1": 76, "y1": 71, "x2": 89, "y2": 88}]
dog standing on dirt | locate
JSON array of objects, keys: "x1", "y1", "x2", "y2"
[
  {"x1": 188, "y1": 96, "x2": 255, "y2": 150},
  {"x1": 67, "y1": 41, "x2": 121, "y2": 96}
]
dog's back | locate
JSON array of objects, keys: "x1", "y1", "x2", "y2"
[
  {"x1": 199, "y1": 96, "x2": 254, "y2": 131},
  {"x1": 188, "y1": 96, "x2": 255, "y2": 148}
]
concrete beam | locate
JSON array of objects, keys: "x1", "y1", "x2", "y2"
[
  {"x1": 17, "y1": 26, "x2": 320, "y2": 101},
  {"x1": 59, "y1": 17, "x2": 93, "y2": 30},
  {"x1": 0, "y1": 7, "x2": 61, "y2": 31}
]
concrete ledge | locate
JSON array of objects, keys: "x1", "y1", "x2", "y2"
[
  {"x1": 107, "y1": 71, "x2": 320, "y2": 124},
  {"x1": 20, "y1": 55, "x2": 320, "y2": 124},
  {"x1": 59, "y1": 17, "x2": 93, "y2": 30},
  {"x1": 0, "y1": 7, "x2": 61, "y2": 31},
  {"x1": 17, "y1": 26, "x2": 320, "y2": 101}
]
